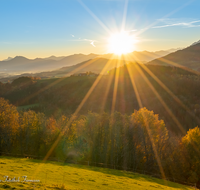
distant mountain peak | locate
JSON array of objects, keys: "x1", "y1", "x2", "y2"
[
  {"x1": 10, "y1": 56, "x2": 30, "y2": 63},
  {"x1": 88, "y1": 53, "x2": 98, "y2": 56},
  {"x1": 147, "y1": 42, "x2": 200, "y2": 70},
  {"x1": 48, "y1": 55, "x2": 56, "y2": 58},
  {"x1": 33, "y1": 58, "x2": 43, "y2": 61},
  {"x1": 3, "y1": 57, "x2": 13, "y2": 61},
  {"x1": 46, "y1": 55, "x2": 58, "y2": 59},
  {"x1": 191, "y1": 40, "x2": 200, "y2": 46},
  {"x1": 14, "y1": 56, "x2": 28, "y2": 59}
]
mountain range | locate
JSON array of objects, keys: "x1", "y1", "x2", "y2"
[
  {"x1": 99, "y1": 49, "x2": 178, "y2": 62},
  {"x1": 1, "y1": 40, "x2": 200, "y2": 82},
  {"x1": 0, "y1": 49, "x2": 176, "y2": 77},
  {"x1": 0, "y1": 53, "x2": 99, "y2": 74}
]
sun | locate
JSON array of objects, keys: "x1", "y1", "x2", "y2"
[{"x1": 107, "y1": 31, "x2": 138, "y2": 55}]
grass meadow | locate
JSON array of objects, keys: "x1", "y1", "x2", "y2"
[{"x1": 0, "y1": 156, "x2": 195, "y2": 190}]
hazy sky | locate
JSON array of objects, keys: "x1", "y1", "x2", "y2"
[{"x1": 1, "y1": 0, "x2": 200, "y2": 60}]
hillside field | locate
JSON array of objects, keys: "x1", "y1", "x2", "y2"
[{"x1": 0, "y1": 157, "x2": 195, "y2": 190}]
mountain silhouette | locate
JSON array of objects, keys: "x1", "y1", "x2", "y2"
[
  {"x1": 44, "y1": 56, "x2": 65, "y2": 61},
  {"x1": 147, "y1": 43, "x2": 200, "y2": 71},
  {"x1": 0, "y1": 58, "x2": 129, "y2": 81},
  {"x1": 191, "y1": 40, "x2": 200, "y2": 46},
  {"x1": 100, "y1": 50, "x2": 174, "y2": 62},
  {"x1": 0, "y1": 54, "x2": 99, "y2": 74},
  {"x1": 2, "y1": 57, "x2": 13, "y2": 61},
  {"x1": 0, "y1": 50, "x2": 174, "y2": 76}
]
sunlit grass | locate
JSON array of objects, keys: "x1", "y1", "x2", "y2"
[{"x1": 0, "y1": 156, "x2": 194, "y2": 190}]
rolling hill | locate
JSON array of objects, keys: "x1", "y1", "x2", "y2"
[
  {"x1": 100, "y1": 49, "x2": 177, "y2": 62},
  {"x1": 147, "y1": 42, "x2": 200, "y2": 71},
  {"x1": 56, "y1": 58, "x2": 127, "y2": 75},
  {"x1": 0, "y1": 58, "x2": 129, "y2": 81}
]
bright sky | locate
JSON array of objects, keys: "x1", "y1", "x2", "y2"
[{"x1": 1, "y1": 0, "x2": 200, "y2": 60}]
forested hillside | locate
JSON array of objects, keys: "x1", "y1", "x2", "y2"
[{"x1": 1, "y1": 63, "x2": 200, "y2": 133}]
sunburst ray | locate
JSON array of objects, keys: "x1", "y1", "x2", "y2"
[
  {"x1": 32, "y1": 55, "x2": 116, "y2": 177},
  {"x1": 125, "y1": 60, "x2": 166, "y2": 180}
]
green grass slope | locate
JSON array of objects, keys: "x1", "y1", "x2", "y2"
[{"x1": 0, "y1": 157, "x2": 194, "y2": 190}]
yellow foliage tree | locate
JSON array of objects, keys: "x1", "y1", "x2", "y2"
[{"x1": 181, "y1": 126, "x2": 200, "y2": 183}]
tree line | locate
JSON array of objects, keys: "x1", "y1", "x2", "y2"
[{"x1": 1, "y1": 97, "x2": 200, "y2": 185}]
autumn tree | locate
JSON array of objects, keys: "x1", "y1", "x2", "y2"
[
  {"x1": 0, "y1": 98, "x2": 19, "y2": 154},
  {"x1": 130, "y1": 107, "x2": 169, "y2": 172},
  {"x1": 181, "y1": 126, "x2": 200, "y2": 183}
]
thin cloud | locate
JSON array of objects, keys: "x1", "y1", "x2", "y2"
[
  {"x1": 90, "y1": 41, "x2": 96, "y2": 47},
  {"x1": 153, "y1": 19, "x2": 200, "y2": 29},
  {"x1": 69, "y1": 36, "x2": 97, "y2": 47},
  {"x1": 125, "y1": 29, "x2": 137, "y2": 33},
  {"x1": 84, "y1": 39, "x2": 97, "y2": 47},
  {"x1": 135, "y1": 0, "x2": 196, "y2": 36}
]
